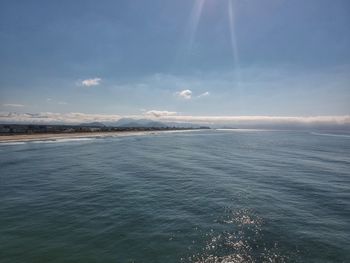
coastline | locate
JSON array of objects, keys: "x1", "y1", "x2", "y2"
[
  {"x1": 0, "y1": 129, "x2": 203, "y2": 143},
  {"x1": 0, "y1": 130, "x2": 197, "y2": 143}
]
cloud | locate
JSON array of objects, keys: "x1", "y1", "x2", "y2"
[
  {"x1": 163, "y1": 115, "x2": 342, "y2": 123},
  {"x1": 197, "y1": 91, "x2": 210, "y2": 98},
  {"x1": 0, "y1": 112, "x2": 121, "y2": 124},
  {"x1": 58, "y1": 102, "x2": 68, "y2": 105},
  {"x1": 174, "y1": 89, "x2": 209, "y2": 100},
  {"x1": 144, "y1": 110, "x2": 177, "y2": 118},
  {"x1": 2, "y1": 104, "x2": 24, "y2": 107},
  {"x1": 80, "y1": 78, "x2": 102, "y2": 87},
  {"x1": 153, "y1": 115, "x2": 350, "y2": 129},
  {"x1": 175, "y1": 89, "x2": 192, "y2": 100}
]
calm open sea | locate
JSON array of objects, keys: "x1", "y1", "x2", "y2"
[{"x1": 0, "y1": 130, "x2": 349, "y2": 262}]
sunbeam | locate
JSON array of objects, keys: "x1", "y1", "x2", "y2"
[
  {"x1": 227, "y1": 0, "x2": 243, "y2": 110},
  {"x1": 186, "y1": 0, "x2": 205, "y2": 54},
  {"x1": 228, "y1": 0, "x2": 240, "y2": 70},
  {"x1": 174, "y1": 0, "x2": 206, "y2": 68}
]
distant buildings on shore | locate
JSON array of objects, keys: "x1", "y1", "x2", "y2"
[{"x1": 0, "y1": 124, "x2": 210, "y2": 135}]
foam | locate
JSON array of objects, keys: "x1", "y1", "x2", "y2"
[
  {"x1": 30, "y1": 137, "x2": 97, "y2": 144},
  {"x1": 0, "y1": 141, "x2": 27, "y2": 146}
]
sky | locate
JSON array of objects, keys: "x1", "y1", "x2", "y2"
[{"x1": 0, "y1": 0, "x2": 350, "y2": 126}]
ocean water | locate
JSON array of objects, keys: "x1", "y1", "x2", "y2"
[{"x1": 0, "y1": 130, "x2": 349, "y2": 263}]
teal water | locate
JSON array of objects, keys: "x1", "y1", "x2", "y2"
[{"x1": 0, "y1": 130, "x2": 349, "y2": 262}]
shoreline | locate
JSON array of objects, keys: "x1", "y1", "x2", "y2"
[{"x1": 0, "y1": 129, "x2": 198, "y2": 143}]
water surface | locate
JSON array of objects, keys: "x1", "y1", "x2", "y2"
[{"x1": 1, "y1": 130, "x2": 349, "y2": 262}]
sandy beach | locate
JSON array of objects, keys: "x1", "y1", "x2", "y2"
[
  {"x1": 0, "y1": 129, "x2": 199, "y2": 143},
  {"x1": 0, "y1": 131, "x2": 158, "y2": 143}
]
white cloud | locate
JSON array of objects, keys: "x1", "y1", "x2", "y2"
[
  {"x1": 153, "y1": 115, "x2": 350, "y2": 128},
  {"x1": 81, "y1": 78, "x2": 102, "y2": 87},
  {"x1": 174, "y1": 89, "x2": 209, "y2": 100},
  {"x1": 2, "y1": 104, "x2": 24, "y2": 107},
  {"x1": 197, "y1": 91, "x2": 210, "y2": 98},
  {"x1": 0, "y1": 112, "x2": 121, "y2": 124},
  {"x1": 58, "y1": 102, "x2": 68, "y2": 105},
  {"x1": 176, "y1": 89, "x2": 192, "y2": 100},
  {"x1": 144, "y1": 110, "x2": 177, "y2": 118}
]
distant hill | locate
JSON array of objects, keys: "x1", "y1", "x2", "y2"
[
  {"x1": 79, "y1": 122, "x2": 105, "y2": 127},
  {"x1": 108, "y1": 118, "x2": 167, "y2": 128},
  {"x1": 106, "y1": 118, "x2": 202, "y2": 128}
]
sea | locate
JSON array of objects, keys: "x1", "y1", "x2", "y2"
[{"x1": 0, "y1": 129, "x2": 349, "y2": 263}]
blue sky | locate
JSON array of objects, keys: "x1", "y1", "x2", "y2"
[{"x1": 0, "y1": 0, "x2": 349, "y2": 124}]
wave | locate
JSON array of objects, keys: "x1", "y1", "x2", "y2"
[
  {"x1": 216, "y1": 129, "x2": 272, "y2": 132},
  {"x1": 30, "y1": 137, "x2": 98, "y2": 144},
  {"x1": 0, "y1": 141, "x2": 27, "y2": 146},
  {"x1": 310, "y1": 132, "x2": 350, "y2": 139},
  {"x1": 0, "y1": 137, "x2": 99, "y2": 146}
]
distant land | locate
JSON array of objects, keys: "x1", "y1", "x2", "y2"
[
  {"x1": 0, "y1": 117, "x2": 202, "y2": 128},
  {"x1": 1, "y1": 115, "x2": 350, "y2": 131},
  {"x1": 0, "y1": 119, "x2": 210, "y2": 135},
  {"x1": 80, "y1": 118, "x2": 203, "y2": 129}
]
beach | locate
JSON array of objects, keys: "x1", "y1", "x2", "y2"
[
  {"x1": 0, "y1": 132, "x2": 148, "y2": 143},
  {"x1": 0, "y1": 129, "x2": 199, "y2": 143}
]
